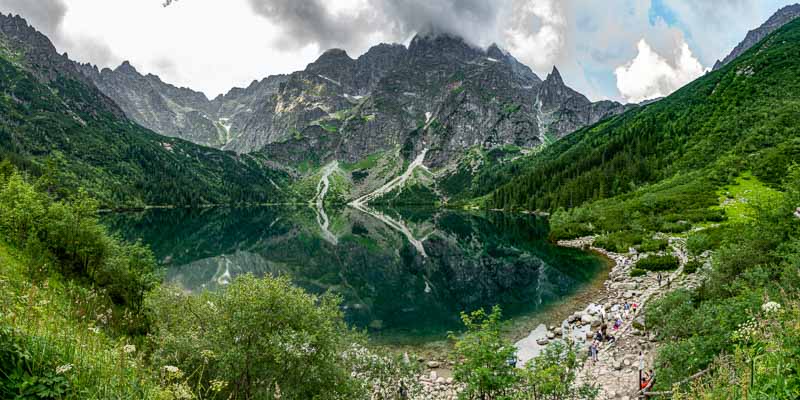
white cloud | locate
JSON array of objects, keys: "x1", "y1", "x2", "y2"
[
  {"x1": 614, "y1": 38, "x2": 705, "y2": 103},
  {"x1": 503, "y1": 0, "x2": 567, "y2": 72},
  {"x1": 3, "y1": 0, "x2": 795, "y2": 101}
]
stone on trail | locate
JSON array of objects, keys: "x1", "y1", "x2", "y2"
[
  {"x1": 613, "y1": 359, "x2": 623, "y2": 370},
  {"x1": 537, "y1": 338, "x2": 550, "y2": 346},
  {"x1": 581, "y1": 313, "x2": 593, "y2": 324},
  {"x1": 546, "y1": 331, "x2": 556, "y2": 340},
  {"x1": 426, "y1": 360, "x2": 441, "y2": 368}
]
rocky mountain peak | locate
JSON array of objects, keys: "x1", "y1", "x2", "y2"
[
  {"x1": 713, "y1": 3, "x2": 800, "y2": 70},
  {"x1": 313, "y1": 48, "x2": 352, "y2": 64},
  {"x1": 544, "y1": 66, "x2": 564, "y2": 86},
  {"x1": 115, "y1": 60, "x2": 139, "y2": 74},
  {"x1": 408, "y1": 32, "x2": 482, "y2": 62},
  {"x1": 486, "y1": 43, "x2": 507, "y2": 60}
]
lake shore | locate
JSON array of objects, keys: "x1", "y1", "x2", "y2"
[{"x1": 415, "y1": 235, "x2": 707, "y2": 399}]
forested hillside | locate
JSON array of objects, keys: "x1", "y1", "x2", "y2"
[
  {"x1": 0, "y1": 14, "x2": 288, "y2": 207},
  {"x1": 482, "y1": 17, "x2": 800, "y2": 396},
  {"x1": 489, "y1": 18, "x2": 800, "y2": 213}
]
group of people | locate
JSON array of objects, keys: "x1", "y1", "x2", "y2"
[
  {"x1": 587, "y1": 301, "x2": 642, "y2": 364},
  {"x1": 588, "y1": 319, "x2": 618, "y2": 363}
]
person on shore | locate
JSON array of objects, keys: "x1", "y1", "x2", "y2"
[
  {"x1": 623, "y1": 301, "x2": 630, "y2": 318},
  {"x1": 589, "y1": 340, "x2": 599, "y2": 363},
  {"x1": 657, "y1": 272, "x2": 662, "y2": 286},
  {"x1": 398, "y1": 380, "x2": 408, "y2": 399},
  {"x1": 599, "y1": 306, "x2": 606, "y2": 324},
  {"x1": 632, "y1": 302, "x2": 638, "y2": 314}
]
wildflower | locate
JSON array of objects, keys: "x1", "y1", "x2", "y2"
[
  {"x1": 173, "y1": 383, "x2": 194, "y2": 399},
  {"x1": 123, "y1": 344, "x2": 136, "y2": 354},
  {"x1": 200, "y1": 349, "x2": 216, "y2": 362},
  {"x1": 88, "y1": 326, "x2": 100, "y2": 334},
  {"x1": 56, "y1": 364, "x2": 73, "y2": 374},
  {"x1": 163, "y1": 365, "x2": 180, "y2": 374},
  {"x1": 762, "y1": 301, "x2": 781, "y2": 314},
  {"x1": 210, "y1": 379, "x2": 228, "y2": 393}
]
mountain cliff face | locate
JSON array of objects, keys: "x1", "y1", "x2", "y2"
[
  {"x1": 0, "y1": 13, "x2": 289, "y2": 207},
  {"x1": 713, "y1": 3, "x2": 800, "y2": 70},
  {"x1": 79, "y1": 34, "x2": 629, "y2": 171},
  {"x1": 76, "y1": 61, "x2": 290, "y2": 149}
]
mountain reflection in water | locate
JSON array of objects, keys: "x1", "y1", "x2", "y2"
[{"x1": 105, "y1": 206, "x2": 603, "y2": 343}]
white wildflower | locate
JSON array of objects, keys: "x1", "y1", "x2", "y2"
[
  {"x1": 210, "y1": 379, "x2": 228, "y2": 393},
  {"x1": 123, "y1": 344, "x2": 136, "y2": 354},
  {"x1": 163, "y1": 365, "x2": 180, "y2": 374},
  {"x1": 762, "y1": 301, "x2": 781, "y2": 314},
  {"x1": 56, "y1": 364, "x2": 73, "y2": 374},
  {"x1": 88, "y1": 326, "x2": 100, "y2": 334}
]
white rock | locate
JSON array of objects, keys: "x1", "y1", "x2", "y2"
[
  {"x1": 427, "y1": 360, "x2": 441, "y2": 368},
  {"x1": 537, "y1": 338, "x2": 550, "y2": 346}
]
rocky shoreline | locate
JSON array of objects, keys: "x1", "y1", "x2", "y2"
[{"x1": 413, "y1": 235, "x2": 706, "y2": 399}]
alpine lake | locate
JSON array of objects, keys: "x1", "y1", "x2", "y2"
[{"x1": 105, "y1": 205, "x2": 609, "y2": 348}]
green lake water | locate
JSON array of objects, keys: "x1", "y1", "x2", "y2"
[{"x1": 105, "y1": 206, "x2": 604, "y2": 344}]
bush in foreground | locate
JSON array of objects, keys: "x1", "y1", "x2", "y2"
[{"x1": 147, "y1": 275, "x2": 418, "y2": 399}]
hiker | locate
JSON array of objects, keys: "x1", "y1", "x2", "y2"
[
  {"x1": 599, "y1": 306, "x2": 606, "y2": 324},
  {"x1": 623, "y1": 301, "x2": 630, "y2": 318},
  {"x1": 398, "y1": 380, "x2": 408, "y2": 399},
  {"x1": 589, "y1": 340, "x2": 599, "y2": 363},
  {"x1": 632, "y1": 302, "x2": 638, "y2": 314},
  {"x1": 506, "y1": 355, "x2": 517, "y2": 368},
  {"x1": 657, "y1": 272, "x2": 662, "y2": 286},
  {"x1": 613, "y1": 317, "x2": 622, "y2": 331}
]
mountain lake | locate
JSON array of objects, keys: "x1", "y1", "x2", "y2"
[{"x1": 105, "y1": 205, "x2": 609, "y2": 346}]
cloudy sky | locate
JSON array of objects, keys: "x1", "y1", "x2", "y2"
[{"x1": 0, "y1": 0, "x2": 795, "y2": 103}]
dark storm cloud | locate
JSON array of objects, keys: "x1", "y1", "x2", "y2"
[
  {"x1": 0, "y1": 0, "x2": 117, "y2": 65},
  {"x1": 0, "y1": 0, "x2": 68, "y2": 37},
  {"x1": 246, "y1": 0, "x2": 507, "y2": 50}
]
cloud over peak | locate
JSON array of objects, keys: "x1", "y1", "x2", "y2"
[{"x1": 0, "y1": 0, "x2": 117, "y2": 65}]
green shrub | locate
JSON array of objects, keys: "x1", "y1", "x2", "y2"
[
  {"x1": 0, "y1": 172, "x2": 158, "y2": 313},
  {"x1": 147, "y1": 275, "x2": 365, "y2": 399},
  {"x1": 639, "y1": 238, "x2": 669, "y2": 252},
  {"x1": 686, "y1": 227, "x2": 729, "y2": 256},
  {"x1": 450, "y1": 306, "x2": 518, "y2": 400},
  {"x1": 635, "y1": 255, "x2": 679, "y2": 271},
  {"x1": 630, "y1": 268, "x2": 647, "y2": 277},
  {"x1": 594, "y1": 230, "x2": 646, "y2": 253},
  {"x1": 684, "y1": 260, "x2": 702, "y2": 274}
]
